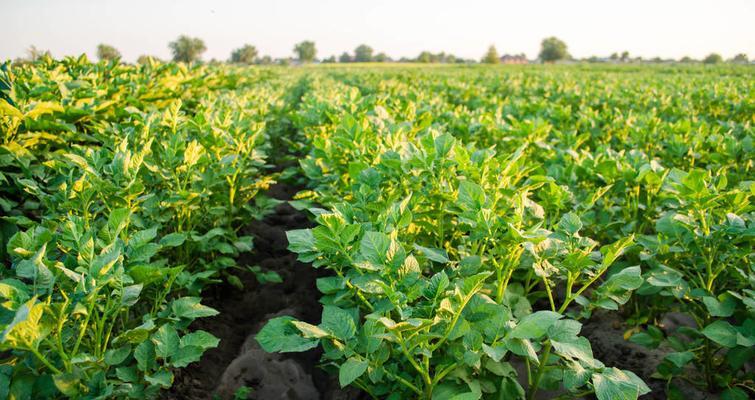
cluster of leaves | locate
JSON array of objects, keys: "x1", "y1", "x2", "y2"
[
  {"x1": 258, "y1": 65, "x2": 752, "y2": 399},
  {"x1": 0, "y1": 57, "x2": 285, "y2": 397}
]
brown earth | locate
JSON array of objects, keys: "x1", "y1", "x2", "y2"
[{"x1": 163, "y1": 183, "x2": 360, "y2": 400}]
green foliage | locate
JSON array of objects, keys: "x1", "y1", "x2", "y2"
[
  {"x1": 481, "y1": 45, "x2": 499, "y2": 64},
  {"x1": 169, "y1": 35, "x2": 207, "y2": 63},
  {"x1": 1, "y1": 57, "x2": 753, "y2": 399},
  {"x1": 354, "y1": 44, "x2": 374, "y2": 63},
  {"x1": 539, "y1": 37, "x2": 569, "y2": 62},
  {"x1": 96, "y1": 44, "x2": 121, "y2": 61},
  {"x1": 294, "y1": 40, "x2": 317, "y2": 63},
  {"x1": 703, "y1": 53, "x2": 723, "y2": 64},
  {"x1": 258, "y1": 63, "x2": 752, "y2": 399},
  {"x1": 0, "y1": 57, "x2": 282, "y2": 398},
  {"x1": 230, "y1": 44, "x2": 259, "y2": 65}
]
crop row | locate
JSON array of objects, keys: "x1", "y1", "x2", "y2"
[
  {"x1": 0, "y1": 60, "x2": 752, "y2": 399},
  {"x1": 259, "y1": 67, "x2": 753, "y2": 399},
  {"x1": 0, "y1": 57, "x2": 288, "y2": 398}
]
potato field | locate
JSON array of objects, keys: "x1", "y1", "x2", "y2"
[{"x1": 0, "y1": 57, "x2": 752, "y2": 400}]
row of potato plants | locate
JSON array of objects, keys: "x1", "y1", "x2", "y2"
[
  {"x1": 259, "y1": 66, "x2": 753, "y2": 399},
  {"x1": 0, "y1": 56, "x2": 285, "y2": 398}
]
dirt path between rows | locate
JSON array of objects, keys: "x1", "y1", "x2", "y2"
[{"x1": 163, "y1": 183, "x2": 359, "y2": 400}]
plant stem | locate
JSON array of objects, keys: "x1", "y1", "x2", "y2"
[
  {"x1": 528, "y1": 342, "x2": 552, "y2": 400},
  {"x1": 28, "y1": 346, "x2": 62, "y2": 375}
]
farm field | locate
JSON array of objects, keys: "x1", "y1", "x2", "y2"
[{"x1": 0, "y1": 58, "x2": 753, "y2": 400}]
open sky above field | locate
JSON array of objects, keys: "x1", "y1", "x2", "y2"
[{"x1": 3, "y1": 0, "x2": 754, "y2": 62}]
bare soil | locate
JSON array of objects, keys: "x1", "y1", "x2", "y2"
[{"x1": 163, "y1": 183, "x2": 359, "y2": 400}]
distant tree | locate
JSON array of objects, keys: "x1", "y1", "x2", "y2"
[
  {"x1": 609, "y1": 52, "x2": 618, "y2": 61},
  {"x1": 679, "y1": 56, "x2": 694, "y2": 63},
  {"x1": 322, "y1": 55, "x2": 337, "y2": 63},
  {"x1": 256, "y1": 55, "x2": 273, "y2": 65},
  {"x1": 294, "y1": 41, "x2": 317, "y2": 63},
  {"x1": 230, "y1": 44, "x2": 258, "y2": 64},
  {"x1": 374, "y1": 52, "x2": 390, "y2": 62},
  {"x1": 703, "y1": 53, "x2": 723, "y2": 64},
  {"x1": 339, "y1": 52, "x2": 353, "y2": 63},
  {"x1": 354, "y1": 44, "x2": 374, "y2": 62},
  {"x1": 445, "y1": 54, "x2": 457, "y2": 63},
  {"x1": 26, "y1": 45, "x2": 51, "y2": 61},
  {"x1": 620, "y1": 51, "x2": 629, "y2": 62},
  {"x1": 137, "y1": 55, "x2": 162, "y2": 64},
  {"x1": 539, "y1": 37, "x2": 569, "y2": 63},
  {"x1": 97, "y1": 44, "x2": 121, "y2": 61},
  {"x1": 169, "y1": 35, "x2": 206, "y2": 63},
  {"x1": 417, "y1": 51, "x2": 433, "y2": 63},
  {"x1": 729, "y1": 53, "x2": 748, "y2": 64},
  {"x1": 482, "y1": 45, "x2": 500, "y2": 64}
]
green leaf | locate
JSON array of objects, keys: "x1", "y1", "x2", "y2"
[
  {"x1": 359, "y1": 231, "x2": 391, "y2": 266},
  {"x1": 114, "y1": 320, "x2": 155, "y2": 345},
  {"x1": 316, "y1": 276, "x2": 346, "y2": 294},
  {"x1": 24, "y1": 101, "x2": 64, "y2": 119},
  {"x1": 256, "y1": 316, "x2": 319, "y2": 353},
  {"x1": 91, "y1": 244, "x2": 121, "y2": 276},
  {"x1": 287, "y1": 229, "x2": 315, "y2": 253},
  {"x1": 104, "y1": 345, "x2": 132, "y2": 366},
  {"x1": 558, "y1": 212, "x2": 582, "y2": 236},
  {"x1": 702, "y1": 320, "x2": 738, "y2": 348},
  {"x1": 170, "y1": 345, "x2": 203, "y2": 368},
  {"x1": 721, "y1": 387, "x2": 749, "y2": 400},
  {"x1": 481, "y1": 343, "x2": 508, "y2": 362},
  {"x1": 321, "y1": 306, "x2": 356, "y2": 340},
  {"x1": 144, "y1": 369, "x2": 173, "y2": 388},
  {"x1": 563, "y1": 360, "x2": 590, "y2": 390},
  {"x1": 551, "y1": 336, "x2": 594, "y2": 364},
  {"x1": 505, "y1": 338, "x2": 538, "y2": 363},
  {"x1": 510, "y1": 311, "x2": 562, "y2": 340},
  {"x1": 0, "y1": 298, "x2": 44, "y2": 347},
  {"x1": 600, "y1": 236, "x2": 634, "y2": 269},
  {"x1": 107, "y1": 208, "x2": 131, "y2": 237},
  {"x1": 180, "y1": 330, "x2": 219, "y2": 350},
  {"x1": 183, "y1": 140, "x2": 203, "y2": 168},
  {"x1": 424, "y1": 271, "x2": 450, "y2": 299},
  {"x1": 134, "y1": 341, "x2": 156, "y2": 371},
  {"x1": 130, "y1": 227, "x2": 158, "y2": 247},
  {"x1": 115, "y1": 366, "x2": 139, "y2": 383},
  {"x1": 664, "y1": 351, "x2": 694, "y2": 368},
  {"x1": 593, "y1": 368, "x2": 649, "y2": 400},
  {"x1": 159, "y1": 232, "x2": 187, "y2": 247},
  {"x1": 628, "y1": 326, "x2": 664, "y2": 349},
  {"x1": 702, "y1": 295, "x2": 736, "y2": 317},
  {"x1": 547, "y1": 319, "x2": 582, "y2": 342},
  {"x1": 338, "y1": 357, "x2": 368, "y2": 387},
  {"x1": 414, "y1": 244, "x2": 449, "y2": 263},
  {"x1": 120, "y1": 284, "x2": 142, "y2": 307},
  {"x1": 171, "y1": 297, "x2": 219, "y2": 319},
  {"x1": 152, "y1": 324, "x2": 179, "y2": 359},
  {"x1": 52, "y1": 373, "x2": 80, "y2": 397},
  {"x1": 292, "y1": 321, "x2": 330, "y2": 338},
  {"x1": 458, "y1": 181, "x2": 485, "y2": 210}
]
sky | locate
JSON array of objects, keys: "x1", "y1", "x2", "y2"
[{"x1": 3, "y1": 0, "x2": 754, "y2": 62}]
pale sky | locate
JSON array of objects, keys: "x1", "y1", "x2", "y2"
[{"x1": 3, "y1": 0, "x2": 754, "y2": 62}]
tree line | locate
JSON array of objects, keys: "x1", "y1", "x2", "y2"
[{"x1": 18, "y1": 35, "x2": 751, "y2": 66}]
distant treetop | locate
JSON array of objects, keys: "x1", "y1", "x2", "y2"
[{"x1": 169, "y1": 35, "x2": 207, "y2": 63}]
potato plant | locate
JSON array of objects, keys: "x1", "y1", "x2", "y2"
[
  {"x1": 259, "y1": 66, "x2": 752, "y2": 399},
  {"x1": 0, "y1": 57, "x2": 284, "y2": 398},
  {"x1": 1, "y1": 58, "x2": 752, "y2": 399}
]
